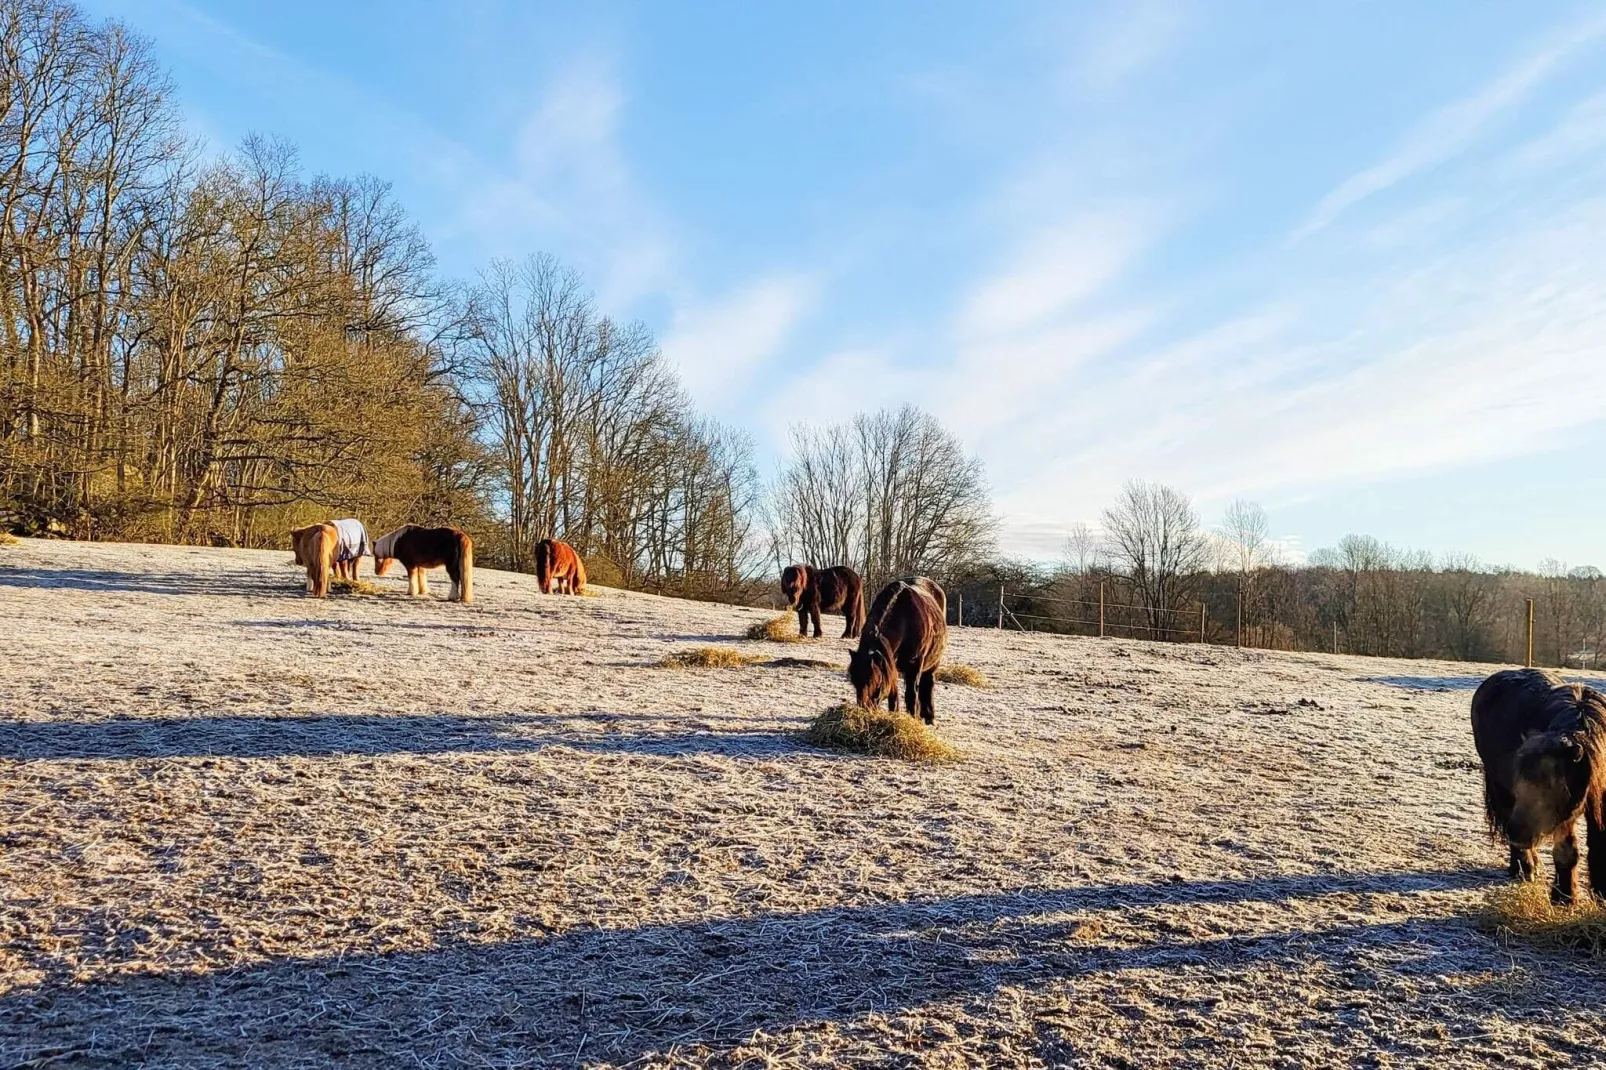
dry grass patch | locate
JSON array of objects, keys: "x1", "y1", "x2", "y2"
[
  {"x1": 936, "y1": 663, "x2": 991, "y2": 688},
  {"x1": 331, "y1": 577, "x2": 385, "y2": 596},
  {"x1": 800, "y1": 702, "x2": 960, "y2": 763},
  {"x1": 0, "y1": 532, "x2": 18, "y2": 546},
  {"x1": 658, "y1": 647, "x2": 766, "y2": 669},
  {"x1": 1481, "y1": 880, "x2": 1606, "y2": 956},
  {"x1": 746, "y1": 614, "x2": 805, "y2": 643}
]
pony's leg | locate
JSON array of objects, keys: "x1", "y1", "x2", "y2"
[
  {"x1": 797, "y1": 607, "x2": 809, "y2": 637},
  {"x1": 1509, "y1": 843, "x2": 1538, "y2": 881},
  {"x1": 903, "y1": 672, "x2": 919, "y2": 720},
  {"x1": 1587, "y1": 818, "x2": 1606, "y2": 902},
  {"x1": 918, "y1": 671, "x2": 936, "y2": 725},
  {"x1": 810, "y1": 605, "x2": 823, "y2": 639},
  {"x1": 1552, "y1": 826, "x2": 1580, "y2": 905}
]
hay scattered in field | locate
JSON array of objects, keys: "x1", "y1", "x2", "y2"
[
  {"x1": 0, "y1": 532, "x2": 18, "y2": 546},
  {"x1": 937, "y1": 663, "x2": 991, "y2": 688},
  {"x1": 766, "y1": 656, "x2": 842, "y2": 670},
  {"x1": 331, "y1": 577, "x2": 385, "y2": 596},
  {"x1": 746, "y1": 614, "x2": 805, "y2": 642},
  {"x1": 1482, "y1": 880, "x2": 1606, "y2": 956},
  {"x1": 658, "y1": 647, "x2": 766, "y2": 669},
  {"x1": 800, "y1": 702, "x2": 960, "y2": 763}
]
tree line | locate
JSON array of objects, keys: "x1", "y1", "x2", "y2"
[{"x1": 966, "y1": 481, "x2": 1605, "y2": 670}]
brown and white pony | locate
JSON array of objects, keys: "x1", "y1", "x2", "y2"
[
  {"x1": 289, "y1": 523, "x2": 337, "y2": 598},
  {"x1": 534, "y1": 538, "x2": 587, "y2": 595},
  {"x1": 374, "y1": 525, "x2": 474, "y2": 603},
  {"x1": 848, "y1": 576, "x2": 948, "y2": 724}
]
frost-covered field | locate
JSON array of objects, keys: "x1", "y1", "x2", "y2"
[{"x1": 1, "y1": 538, "x2": 1603, "y2": 1068}]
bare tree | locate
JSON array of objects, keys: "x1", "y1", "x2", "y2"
[
  {"x1": 1101, "y1": 480, "x2": 1209, "y2": 636},
  {"x1": 1062, "y1": 520, "x2": 1101, "y2": 575}
]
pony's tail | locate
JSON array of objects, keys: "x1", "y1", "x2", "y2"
[
  {"x1": 573, "y1": 554, "x2": 587, "y2": 594},
  {"x1": 849, "y1": 578, "x2": 866, "y2": 637},
  {"x1": 312, "y1": 527, "x2": 334, "y2": 598},
  {"x1": 458, "y1": 532, "x2": 474, "y2": 604}
]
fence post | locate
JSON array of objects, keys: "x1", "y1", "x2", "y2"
[
  {"x1": 997, "y1": 584, "x2": 1004, "y2": 630},
  {"x1": 1199, "y1": 603, "x2": 1207, "y2": 644},
  {"x1": 1098, "y1": 582, "x2": 1105, "y2": 638},
  {"x1": 1235, "y1": 583, "x2": 1242, "y2": 648},
  {"x1": 956, "y1": 592, "x2": 963, "y2": 627},
  {"x1": 1332, "y1": 621, "x2": 1339, "y2": 655},
  {"x1": 1526, "y1": 598, "x2": 1535, "y2": 667}
]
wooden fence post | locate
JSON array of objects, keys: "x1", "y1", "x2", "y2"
[
  {"x1": 997, "y1": 584, "x2": 1004, "y2": 630},
  {"x1": 1332, "y1": 621, "x2": 1339, "y2": 655},
  {"x1": 1526, "y1": 598, "x2": 1535, "y2": 667},
  {"x1": 956, "y1": 592, "x2": 963, "y2": 627},
  {"x1": 1235, "y1": 584, "x2": 1242, "y2": 648},
  {"x1": 1098, "y1": 582, "x2": 1106, "y2": 637},
  {"x1": 1199, "y1": 603, "x2": 1206, "y2": 644}
]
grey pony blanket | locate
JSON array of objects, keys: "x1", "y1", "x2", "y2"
[{"x1": 331, "y1": 518, "x2": 372, "y2": 563}]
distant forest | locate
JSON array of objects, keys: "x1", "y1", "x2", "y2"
[{"x1": 0, "y1": 0, "x2": 1596, "y2": 668}]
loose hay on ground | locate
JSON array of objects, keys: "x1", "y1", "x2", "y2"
[
  {"x1": 937, "y1": 663, "x2": 991, "y2": 688},
  {"x1": 658, "y1": 647, "x2": 767, "y2": 669},
  {"x1": 747, "y1": 614, "x2": 806, "y2": 642},
  {"x1": 801, "y1": 702, "x2": 960, "y2": 762},
  {"x1": 331, "y1": 577, "x2": 385, "y2": 596},
  {"x1": 1481, "y1": 880, "x2": 1606, "y2": 956},
  {"x1": 0, "y1": 532, "x2": 18, "y2": 546}
]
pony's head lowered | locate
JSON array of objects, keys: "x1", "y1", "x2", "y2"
[
  {"x1": 780, "y1": 565, "x2": 810, "y2": 608},
  {"x1": 372, "y1": 527, "x2": 405, "y2": 577},
  {"x1": 848, "y1": 640, "x2": 896, "y2": 710},
  {"x1": 1506, "y1": 686, "x2": 1606, "y2": 849}
]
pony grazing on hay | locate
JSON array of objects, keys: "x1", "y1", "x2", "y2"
[
  {"x1": 374, "y1": 525, "x2": 474, "y2": 603},
  {"x1": 848, "y1": 576, "x2": 947, "y2": 725},
  {"x1": 330, "y1": 518, "x2": 372, "y2": 581},
  {"x1": 1472, "y1": 668, "x2": 1606, "y2": 904},
  {"x1": 534, "y1": 539, "x2": 587, "y2": 595},
  {"x1": 781, "y1": 564, "x2": 865, "y2": 639},
  {"x1": 290, "y1": 523, "x2": 337, "y2": 598}
]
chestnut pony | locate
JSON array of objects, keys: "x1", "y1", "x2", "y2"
[
  {"x1": 535, "y1": 539, "x2": 587, "y2": 594},
  {"x1": 374, "y1": 525, "x2": 475, "y2": 603},
  {"x1": 1472, "y1": 668, "x2": 1606, "y2": 904},
  {"x1": 780, "y1": 564, "x2": 865, "y2": 638},
  {"x1": 289, "y1": 523, "x2": 337, "y2": 598},
  {"x1": 848, "y1": 576, "x2": 948, "y2": 724}
]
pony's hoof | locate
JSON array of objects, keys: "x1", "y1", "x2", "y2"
[{"x1": 1551, "y1": 885, "x2": 1576, "y2": 907}]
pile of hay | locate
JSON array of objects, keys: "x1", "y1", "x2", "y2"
[
  {"x1": 746, "y1": 614, "x2": 804, "y2": 642},
  {"x1": 658, "y1": 647, "x2": 766, "y2": 669},
  {"x1": 936, "y1": 663, "x2": 991, "y2": 688},
  {"x1": 331, "y1": 577, "x2": 385, "y2": 596},
  {"x1": 0, "y1": 532, "x2": 18, "y2": 546},
  {"x1": 1481, "y1": 881, "x2": 1606, "y2": 956},
  {"x1": 801, "y1": 702, "x2": 959, "y2": 763}
]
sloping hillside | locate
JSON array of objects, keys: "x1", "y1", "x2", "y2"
[{"x1": 1, "y1": 539, "x2": 1602, "y2": 1067}]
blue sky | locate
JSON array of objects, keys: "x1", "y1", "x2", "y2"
[{"x1": 83, "y1": 0, "x2": 1606, "y2": 570}]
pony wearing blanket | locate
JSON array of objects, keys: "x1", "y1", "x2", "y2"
[
  {"x1": 289, "y1": 523, "x2": 337, "y2": 598},
  {"x1": 534, "y1": 538, "x2": 587, "y2": 595},
  {"x1": 374, "y1": 525, "x2": 474, "y2": 603},
  {"x1": 330, "y1": 518, "x2": 372, "y2": 580}
]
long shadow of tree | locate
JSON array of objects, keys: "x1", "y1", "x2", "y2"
[{"x1": 7, "y1": 867, "x2": 1599, "y2": 1067}]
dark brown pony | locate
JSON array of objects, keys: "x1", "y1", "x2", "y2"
[
  {"x1": 780, "y1": 564, "x2": 865, "y2": 639},
  {"x1": 1472, "y1": 668, "x2": 1606, "y2": 904},
  {"x1": 848, "y1": 576, "x2": 948, "y2": 724},
  {"x1": 373, "y1": 525, "x2": 474, "y2": 604},
  {"x1": 289, "y1": 523, "x2": 336, "y2": 598},
  {"x1": 535, "y1": 539, "x2": 587, "y2": 595}
]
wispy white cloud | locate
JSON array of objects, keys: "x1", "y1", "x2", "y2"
[
  {"x1": 659, "y1": 276, "x2": 817, "y2": 412},
  {"x1": 1067, "y1": 0, "x2": 1191, "y2": 96},
  {"x1": 1291, "y1": 11, "x2": 1606, "y2": 241}
]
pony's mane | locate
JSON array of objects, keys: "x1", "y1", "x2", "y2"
[{"x1": 866, "y1": 581, "x2": 911, "y2": 640}]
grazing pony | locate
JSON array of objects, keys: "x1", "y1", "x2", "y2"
[
  {"x1": 1472, "y1": 668, "x2": 1606, "y2": 904},
  {"x1": 780, "y1": 564, "x2": 865, "y2": 639},
  {"x1": 848, "y1": 576, "x2": 948, "y2": 724},
  {"x1": 535, "y1": 539, "x2": 587, "y2": 594},
  {"x1": 289, "y1": 523, "x2": 337, "y2": 598},
  {"x1": 330, "y1": 518, "x2": 372, "y2": 581},
  {"x1": 374, "y1": 525, "x2": 475, "y2": 603}
]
